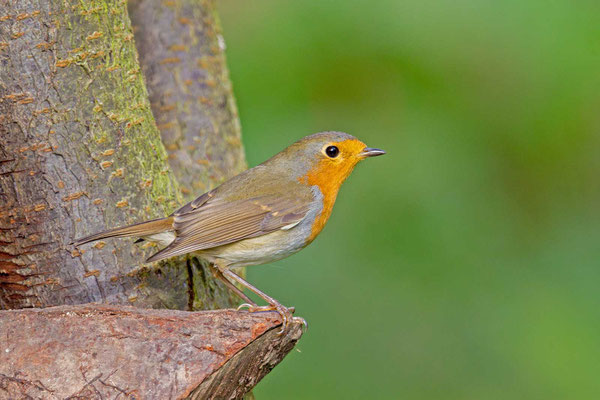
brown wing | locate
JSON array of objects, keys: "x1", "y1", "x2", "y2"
[{"x1": 146, "y1": 192, "x2": 310, "y2": 262}]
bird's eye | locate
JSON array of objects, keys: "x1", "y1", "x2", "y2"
[{"x1": 325, "y1": 145, "x2": 339, "y2": 158}]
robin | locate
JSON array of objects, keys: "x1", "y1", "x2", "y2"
[{"x1": 74, "y1": 131, "x2": 385, "y2": 332}]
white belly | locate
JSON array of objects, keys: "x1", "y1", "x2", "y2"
[{"x1": 198, "y1": 229, "x2": 308, "y2": 268}]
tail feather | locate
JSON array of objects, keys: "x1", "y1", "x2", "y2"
[{"x1": 72, "y1": 217, "x2": 174, "y2": 247}]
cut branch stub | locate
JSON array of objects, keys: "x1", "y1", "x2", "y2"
[{"x1": 0, "y1": 304, "x2": 303, "y2": 399}]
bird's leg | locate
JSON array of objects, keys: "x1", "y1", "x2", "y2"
[
  {"x1": 219, "y1": 266, "x2": 307, "y2": 334},
  {"x1": 209, "y1": 264, "x2": 257, "y2": 306}
]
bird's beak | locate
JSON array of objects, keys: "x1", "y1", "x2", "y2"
[{"x1": 359, "y1": 147, "x2": 386, "y2": 158}]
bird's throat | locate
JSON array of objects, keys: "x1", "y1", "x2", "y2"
[{"x1": 301, "y1": 159, "x2": 357, "y2": 243}]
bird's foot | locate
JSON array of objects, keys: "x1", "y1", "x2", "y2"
[
  {"x1": 237, "y1": 303, "x2": 307, "y2": 334},
  {"x1": 237, "y1": 303, "x2": 296, "y2": 314},
  {"x1": 237, "y1": 303, "x2": 275, "y2": 312}
]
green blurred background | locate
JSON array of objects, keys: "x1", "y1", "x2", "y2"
[{"x1": 217, "y1": 1, "x2": 600, "y2": 398}]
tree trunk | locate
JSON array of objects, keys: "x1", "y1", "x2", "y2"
[
  {"x1": 0, "y1": 2, "x2": 302, "y2": 397},
  {"x1": 0, "y1": 0, "x2": 242, "y2": 310},
  {"x1": 128, "y1": 0, "x2": 246, "y2": 200}
]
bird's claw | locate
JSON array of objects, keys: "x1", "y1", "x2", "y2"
[
  {"x1": 237, "y1": 303, "x2": 306, "y2": 335},
  {"x1": 291, "y1": 316, "x2": 308, "y2": 332},
  {"x1": 274, "y1": 305, "x2": 306, "y2": 335},
  {"x1": 237, "y1": 303, "x2": 275, "y2": 312},
  {"x1": 237, "y1": 303, "x2": 252, "y2": 311}
]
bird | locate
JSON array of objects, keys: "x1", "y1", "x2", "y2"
[{"x1": 74, "y1": 131, "x2": 385, "y2": 332}]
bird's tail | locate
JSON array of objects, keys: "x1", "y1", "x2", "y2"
[{"x1": 72, "y1": 217, "x2": 174, "y2": 247}]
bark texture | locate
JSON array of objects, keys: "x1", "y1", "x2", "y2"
[
  {"x1": 128, "y1": 0, "x2": 246, "y2": 200},
  {"x1": 0, "y1": 0, "x2": 240, "y2": 310},
  {"x1": 0, "y1": 1, "x2": 301, "y2": 397},
  {"x1": 0, "y1": 304, "x2": 303, "y2": 399}
]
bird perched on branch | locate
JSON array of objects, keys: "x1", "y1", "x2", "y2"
[{"x1": 74, "y1": 131, "x2": 385, "y2": 332}]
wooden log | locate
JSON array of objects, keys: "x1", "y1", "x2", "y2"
[{"x1": 0, "y1": 305, "x2": 303, "y2": 399}]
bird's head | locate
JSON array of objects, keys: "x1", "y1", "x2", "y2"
[{"x1": 288, "y1": 131, "x2": 385, "y2": 190}]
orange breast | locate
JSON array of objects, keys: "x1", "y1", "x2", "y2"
[
  {"x1": 304, "y1": 167, "x2": 340, "y2": 243},
  {"x1": 300, "y1": 141, "x2": 363, "y2": 242}
]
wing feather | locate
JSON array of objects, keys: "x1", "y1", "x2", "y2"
[{"x1": 146, "y1": 191, "x2": 311, "y2": 262}]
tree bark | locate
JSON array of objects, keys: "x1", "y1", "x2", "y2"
[
  {"x1": 0, "y1": 305, "x2": 302, "y2": 399},
  {"x1": 128, "y1": 0, "x2": 246, "y2": 200},
  {"x1": 0, "y1": 1, "x2": 301, "y2": 397},
  {"x1": 0, "y1": 0, "x2": 240, "y2": 310}
]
